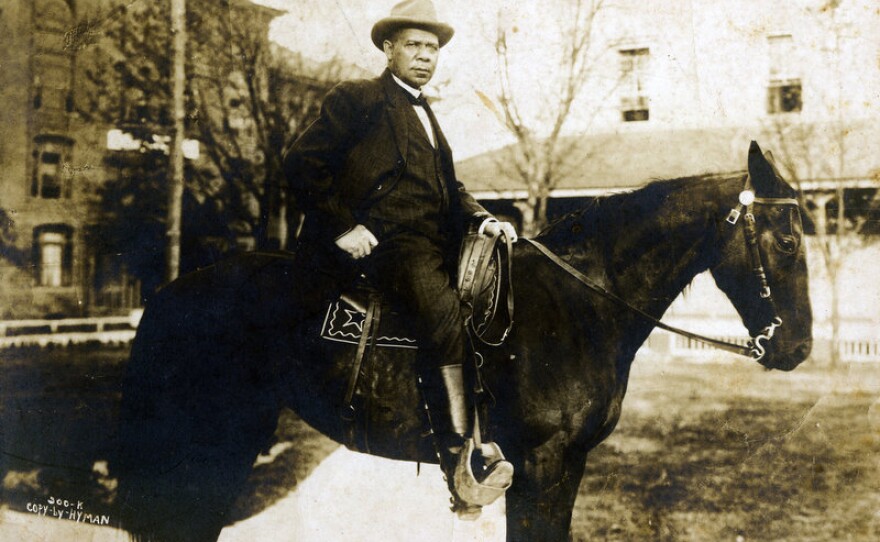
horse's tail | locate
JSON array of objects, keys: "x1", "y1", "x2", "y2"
[{"x1": 111, "y1": 275, "x2": 282, "y2": 542}]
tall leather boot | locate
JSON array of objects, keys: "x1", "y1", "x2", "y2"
[
  {"x1": 421, "y1": 364, "x2": 471, "y2": 491},
  {"x1": 421, "y1": 364, "x2": 514, "y2": 517}
]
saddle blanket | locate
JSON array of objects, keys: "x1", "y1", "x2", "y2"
[{"x1": 320, "y1": 296, "x2": 418, "y2": 349}]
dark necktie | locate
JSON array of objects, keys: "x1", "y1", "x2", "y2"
[
  {"x1": 404, "y1": 91, "x2": 439, "y2": 143},
  {"x1": 403, "y1": 90, "x2": 427, "y2": 107}
]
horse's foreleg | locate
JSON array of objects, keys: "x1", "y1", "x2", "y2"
[{"x1": 505, "y1": 438, "x2": 588, "y2": 542}]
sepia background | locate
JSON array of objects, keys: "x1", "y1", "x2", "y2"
[{"x1": 1, "y1": 0, "x2": 878, "y2": 540}]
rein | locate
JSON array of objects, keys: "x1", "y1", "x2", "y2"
[
  {"x1": 526, "y1": 176, "x2": 800, "y2": 361},
  {"x1": 525, "y1": 238, "x2": 752, "y2": 357}
]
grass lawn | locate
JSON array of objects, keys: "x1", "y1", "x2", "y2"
[{"x1": 574, "y1": 357, "x2": 880, "y2": 541}]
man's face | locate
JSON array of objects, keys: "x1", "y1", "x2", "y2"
[{"x1": 384, "y1": 28, "x2": 439, "y2": 88}]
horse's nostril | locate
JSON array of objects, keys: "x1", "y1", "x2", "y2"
[
  {"x1": 795, "y1": 340, "x2": 812, "y2": 361},
  {"x1": 771, "y1": 341, "x2": 812, "y2": 371}
]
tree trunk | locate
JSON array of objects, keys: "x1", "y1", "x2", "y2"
[
  {"x1": 811, "y1": 193, "x2": 839, "y2": 367},
  {"x1": 535, "y1": 194, "x2": 550, "y2": 235},
  {"x1": 829, "y1": 264, "x2": 841, "y2": 367},
  {"x1": 517, "y1": 192, "x2": 540, "y2": 237}
]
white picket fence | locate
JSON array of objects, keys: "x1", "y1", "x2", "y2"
[
  {"x1": 0, "y1": 311, "x2": 142, "y2": 348},
  {"x1": 839, "y1": 338, "x2": 880, "y2": 363}
]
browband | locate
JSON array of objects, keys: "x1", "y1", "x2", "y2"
[{"x1": 753, "y1": 196, "x2": 799, "y2": 206}]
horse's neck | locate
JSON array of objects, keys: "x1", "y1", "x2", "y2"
[
  {"x1": 610, "y1": 217, "x2": 708, "y2": 317},
  {"x1": 605, "y1": 179, "x2": 738, "y2": 321},
  {"x1": 538, "y1": 177, "x2": 740, "y2": 344}
]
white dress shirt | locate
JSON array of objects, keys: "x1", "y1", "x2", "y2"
[{"x1": 391, "y1": 73, "x2": 436, "y2": 148}]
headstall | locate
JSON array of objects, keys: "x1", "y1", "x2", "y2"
[{"x1": 723, "y1": 175, "x2": 799, "y2": 360}]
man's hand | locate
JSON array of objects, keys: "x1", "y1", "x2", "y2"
[
  {"x1": 335, "y1": 225, "x2": 379, "y2": 259},
  {"x1": 480, "y1": 220, "x2": 518, "y2": 243}
]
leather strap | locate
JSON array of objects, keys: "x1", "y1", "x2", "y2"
[{"x1": 341, "y1": 293, "x2": 382, "y2": 421}]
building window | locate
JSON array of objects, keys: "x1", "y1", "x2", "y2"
[
  {"x1": 619, "y1": 47, "x2": 650, "y2": 122},
  {"x1": 768, "y1": 81, "x2": 802, "y2": 114},
  {"x1": 767, "y1": 34, "x2": 802, "y2": 114},
  {"x1": 39, "y1": 152, "x2": 62, "y2": 198},
  {"x1": 31, "y1": 135, "x2": 73, "y2": 199},
  {"x1": 33, "y1": 225, "x2": 73, "y2": 287}
]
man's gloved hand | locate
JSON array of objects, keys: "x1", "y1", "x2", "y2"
[
  {"x1": 480, "y1": 219, "x2": 518, "y2": 243},
  {"x1": 335, "y1": 224, "x2": 379, "y2": 259}
]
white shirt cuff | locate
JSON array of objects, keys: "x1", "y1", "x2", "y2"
[{"x1": 477, "y1": 217, "x2": 498, "y2": 235}]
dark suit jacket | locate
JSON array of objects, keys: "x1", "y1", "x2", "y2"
[{"x1": 283, "y1": 69, "x2": 491, "y2": 247}]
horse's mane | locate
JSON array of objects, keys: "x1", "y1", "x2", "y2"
[{"x1": 536, "y1": 172, "x2": 743, "y2": 246}]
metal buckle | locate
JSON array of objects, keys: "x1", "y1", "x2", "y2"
[{"x1": 726, "y1": 208, "x2": 741, "y2": 224}]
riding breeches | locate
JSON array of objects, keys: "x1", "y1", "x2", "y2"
[{"x1": 361, "y1": 232, "x2": 466, "y2": 370}]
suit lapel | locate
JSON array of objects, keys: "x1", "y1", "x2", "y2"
[
  {"x1": 434, "y1": 120, "x2": 453, "y2": 164},
  {"x1": 381, "y1": 70, "x2": 410, "y2": 161},
  {"x1": 426, "y1": 105, "x2": 456, "y2": 184},
  {"x1": 381, "y1": 69, "x2": 457, "y2": 185}
]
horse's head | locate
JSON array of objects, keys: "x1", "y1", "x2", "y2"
[{"x1": 710, "y1": 141, "x2": 813, "y2": 371}]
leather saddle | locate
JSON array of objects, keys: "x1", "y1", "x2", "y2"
[{"x1": 319, "y1": 232, "x2": 513, "y2": 349}]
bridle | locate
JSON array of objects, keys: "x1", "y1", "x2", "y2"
[
  {"x1": 723, "y1": 174, "x2": 799, "y2": 359},
  {"x1": 526, "y1": 175, "x2": 801, "y2": 361}
]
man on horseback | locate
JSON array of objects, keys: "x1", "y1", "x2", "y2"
[{"x1": 283, "y1": 0, "x2": 516, "y2": 510}]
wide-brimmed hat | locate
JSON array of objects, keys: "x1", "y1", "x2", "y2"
[{"x1": 371, "y1": 0, "x2": 454, "y2": 50}]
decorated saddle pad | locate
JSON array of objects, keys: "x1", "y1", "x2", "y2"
[{"x1": 320, "y1": 295, "x2": 418, "y2": 349}]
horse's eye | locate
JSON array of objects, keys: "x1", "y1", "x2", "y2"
[{"x1": 776, "y1": 234, "x2": 798, "y2": 255}]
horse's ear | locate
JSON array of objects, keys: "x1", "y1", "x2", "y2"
[{"x1": 748, "y1": 140, "x2": 778, "y2": 194}]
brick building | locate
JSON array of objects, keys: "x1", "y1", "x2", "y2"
[
  {"x1": 0, "y1": 0, "x2": 285, "y2": 318},
  {"x1": 0, "y1": 0, "x2": 93, "y2": 317}
]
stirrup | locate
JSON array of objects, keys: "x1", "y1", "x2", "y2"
[
  {"x1": 450, "y1": 496, "x2": 483, "y2": 521},
  {"x1": 453, "y1": 438, "x2": 513, "y2": 507}
]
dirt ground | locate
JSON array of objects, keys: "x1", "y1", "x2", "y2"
[{"x1": 1, "y1": 345, "x2": 878, "y2": 541}]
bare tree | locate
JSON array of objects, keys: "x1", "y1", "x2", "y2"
[
  {"x1": 188, "y1": 2, "x2": 344, "y2": 250},
  {"x1": 77, "y1": 1, "x2": 343, "y2": 257},
  {"x1": 493, "y1": 0, "x2": 606, "y2": 235}
]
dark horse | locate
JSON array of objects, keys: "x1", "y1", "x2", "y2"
[{"x1": 113, "y1": 142, "x2": 812, "y2": 541}]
